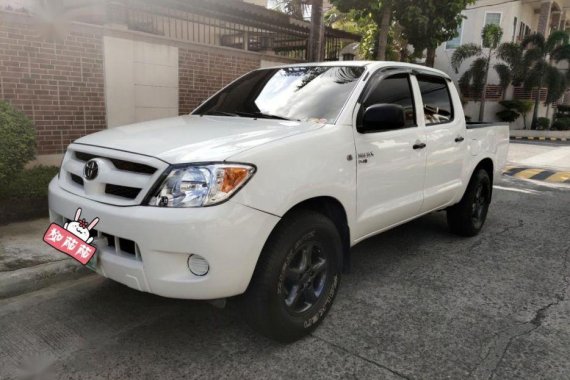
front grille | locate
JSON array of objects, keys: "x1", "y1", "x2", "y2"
[
  {"x1": 95, "y1": 230, "x2": 141, "y2": 260},
  {"x1": 59, "y1": 144, "x2": 168, "y2": 206},
  {"x1": 75, "y1": 151, "x2": 157, "y2": 175},
  {"x1": 105, "y1": 184, "x2": 141, "y2": 199},
  {"x1": 70, "y1": 173, "x2": 84, "y2": 186}
]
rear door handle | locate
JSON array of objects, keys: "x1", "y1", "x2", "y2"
[
  {"x1": 413, "y1": 142, "x2": 426, "y2": 150},
  {"x1": 455, "y1": 136, "x2": 465, "y2": 143}
]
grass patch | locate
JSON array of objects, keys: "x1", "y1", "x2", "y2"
[{"x1": 0, "y1": 165, "x2": 59, "y2": 200}]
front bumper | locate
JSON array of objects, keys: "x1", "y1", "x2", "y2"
[{"x1": 48, "y1": 178, "x2": 280, "y2": 299}]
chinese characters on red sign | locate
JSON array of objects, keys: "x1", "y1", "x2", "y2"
[{"x1": 43, "y1": 223, "x2": 97, "y2": 265}]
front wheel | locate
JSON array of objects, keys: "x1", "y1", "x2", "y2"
[
  {"x1": 447, "y1": 168, "x2": 492, "y2": 237},
  {"x1": 241, "y1": 210, "x2": 342, "y2": 342}
]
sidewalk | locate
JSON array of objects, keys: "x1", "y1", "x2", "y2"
[
  {"x1": 0, "y1": 218, "x2": 90, "y2": 299},
  {"x1": 505, "y1": 140, "x2": 570, "y2": 186}
]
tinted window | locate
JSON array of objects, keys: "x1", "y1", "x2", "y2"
[
  {"x1": 194, "y1": 66, "x2": 365, "y2": 123},
  {"x1": 363, "y1": 74, "x2": 416, "y2": 128},
  {"x1": 417, "y1": 75, "x2": 454, "y2": 125}
]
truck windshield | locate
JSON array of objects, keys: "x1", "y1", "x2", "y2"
[{"x1": 194, "y1": 66, "x2": 365, "y2": 123}]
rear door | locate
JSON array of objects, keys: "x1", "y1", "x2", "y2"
[
  {"x1": 416, "y1": 75, "x2": 466, "y2": 212},
  {"x1": 353, "y1": 71, "x2": 427, "y2": 240}
]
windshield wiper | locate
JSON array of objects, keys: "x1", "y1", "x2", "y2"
[{"x1": 235, "y1": 111, "x2": 297, "y2": 121}]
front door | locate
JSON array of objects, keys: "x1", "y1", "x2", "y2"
[{"x1": 353, "y1": 72, "x2": 427, "y2": 240}]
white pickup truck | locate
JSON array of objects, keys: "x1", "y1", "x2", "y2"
[{"x1": 49, "y1": 62, "x2": 509, "y2": 341}]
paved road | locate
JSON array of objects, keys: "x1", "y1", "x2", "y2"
[{"x1": 1, "y1": 177, "x2": 569, "y2": 380}]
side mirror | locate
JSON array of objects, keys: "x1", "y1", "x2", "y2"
[{"x1": 360, "y1": 104, "x2": 406, "y2": 133}]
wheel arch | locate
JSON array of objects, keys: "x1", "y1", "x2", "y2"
[
  {"x1": 279, "y1": 196, "x2": 351, "y2": 274},
  {"x1": 465, "y1": 157, "x2": 494, "y2": 200},
  {"x1": 474, "y1": 157, "x2": 494, "y2": 184}
]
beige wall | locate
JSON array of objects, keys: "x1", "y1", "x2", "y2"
[
  {"x1": 104, "y1": 36, "x2": 179, "y2": 128},
  {"x1": 435, "y1": 1, "x2": 540, "y2": 84}
]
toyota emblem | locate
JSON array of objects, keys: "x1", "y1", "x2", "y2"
[{"x1": 83, "y1": 160, "x2": 99, "y2": 180}]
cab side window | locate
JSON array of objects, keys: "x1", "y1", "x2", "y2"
[
  {"x1": 363, "y1": 74, "x2": 416, "y2": 129},
  {"x1": 417, "y1": 75, "x2": 454, "y2": 125}
]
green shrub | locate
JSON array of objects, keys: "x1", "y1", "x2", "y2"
[
  {"x1": 498, "y1": 100, "x2": 521, "y2": 110},
  {"x1": 496, "y1": 109, "x2": 519, "y2": 122},
  {"x1": 0, "y1": 166, "x2": 59, "y2": 200},
  {"x1": 0, "y1": 101, "x2": 36, "y2": 184},
  {"x1": 552, "y1": 117, "x2": 570, "y2": 130},
  {"x1": 496, "y1": 100, "x2": 533, "y2": 128},
  {"x1": 555, "y1": 105, "x2": 570, "y2": 118},
  {"x1": 536, "y1": 117, "x2": 550, "y2": 130}
]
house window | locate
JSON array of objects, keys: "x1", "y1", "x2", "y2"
[
  {"x1": 512, "y1": 17, "x2": 518, "y2": 42},
  {"x1": 518, "y1": 21, "x2": 531, "y2": 42},
  {"x1": 484, "y1": 12, "x2": 502, "y2": 26},
  {"x1": 446, "y1": 22, "x2": 463, "y2": 49},
  {"x1": 342, "y1": 53, "x2": 355, "y2": 61}
]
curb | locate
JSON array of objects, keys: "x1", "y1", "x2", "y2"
[
  {"x1": 510, "y1": 136, "x2": 568, "y2": 142},
  {"x1": 0, "y1": 259, "x2": 91, "y2": 300},
  {"x1": 503, "y1": 166, "x2": 570, "y2": 184}
]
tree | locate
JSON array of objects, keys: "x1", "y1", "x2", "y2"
[
  {"x1": 308, "y1": 0, "x2": 325, "y2": 61},
  {"x1": 325, "y1": 7, "x2": 378, "y2": 59},
  {"x1": 394, "y1": 0, "x2": 475, "y2": 67},
  {"x1": 30, "y1": 0, "x2": 104, "y2": 42},
  {"x1": 451, "y1": 24, "x2": 503, "y2": 122},
  {"x1": 272, "y1": 0, "x2": 310, "y2": 19},
  {"x1": 494, "y1": 42, "x2": 525, "y2": 99},
  {"x1": 521, "y1": 31, "x2": 570, "y2": 129},
  {"x1": 331, "y1": 0, "x2": 393, "y2": 60}
]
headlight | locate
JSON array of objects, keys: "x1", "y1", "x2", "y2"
[{"x1": 146, "y1": 163, "x2": 255, "y2": 208}]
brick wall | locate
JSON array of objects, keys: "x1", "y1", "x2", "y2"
[
  {"x1": 179, "y1": 47, "x2": 260, "y2": 114},
  {"x1": 1, "y1": 11, "x2": 295, "y2": 158},
  {"x1": 0, "y1": 12, "x2": 106, "y2": 156}
]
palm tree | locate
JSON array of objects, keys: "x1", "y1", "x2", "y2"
[
  {"x1": 521, "y1": 31, "x2": 570, "y2": 129},
  {"x1": 451, "y1": 24, "x2": 503, "y2": 121},
  {"x1": 494, "y1": 42, "x2": 525, "y2": 99}
]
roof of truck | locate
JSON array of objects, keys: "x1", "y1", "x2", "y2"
[{"x1": 263, "y1": 61, "x2": 451, "y2": 80}]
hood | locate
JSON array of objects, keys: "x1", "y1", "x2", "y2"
[{"x1": 74, "y1": 115, "x2": 324, "y2": 164}]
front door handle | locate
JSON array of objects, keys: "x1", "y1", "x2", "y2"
[
  {"x1": 455, "y1": 136, "x2": 465, "y2": 143},
  {"x1": 413, "y1": 142, "x2": 426, "y2": 150}
]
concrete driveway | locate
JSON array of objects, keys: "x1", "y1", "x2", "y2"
[{"x1": 0, "y1": 176, "x2": 569, "y2": 380}]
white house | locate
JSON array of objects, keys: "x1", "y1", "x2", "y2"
[{"x1": 434, "y1": 0, "x2": 570, "y2": 127}]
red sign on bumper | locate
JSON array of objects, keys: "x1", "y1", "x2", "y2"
[{"x1": 43, "y1": 223, "x2": 97, "y2": 265}]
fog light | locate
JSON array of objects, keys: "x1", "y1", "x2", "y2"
[{"x1": 188, "y1": 254, "x2": 209, "y2": 276}]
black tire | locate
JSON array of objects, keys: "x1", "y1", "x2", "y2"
[
  {"x1": 242, "y1": 210, "x2": 342, "y2": 342},
  {"x1": 447, "y1": 168, "x2": 492, "y2": 237}
]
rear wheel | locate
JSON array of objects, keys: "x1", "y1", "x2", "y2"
[
  {"x1": 242, "y1": 210, "x2": 342, "y2": 342},
  {"x1": 447, "y1": 169, "x2": 492, "y2": 237}
]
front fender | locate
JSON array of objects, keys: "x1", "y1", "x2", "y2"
[{"x1": 228, "y1": 124, "x2": 357, "y2": 223}]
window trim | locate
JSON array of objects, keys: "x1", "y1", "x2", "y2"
[
  {"x1": 356, "y1": 70, "x2": 418, "y2": 134},
  {"x1": 484, "y1": 11, "x2": 502, "y2": 27},
  {"x1": 415, "y1": 74, "x2": 455, "y2": 127}
]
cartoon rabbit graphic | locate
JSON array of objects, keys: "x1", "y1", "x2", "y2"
[{"x1": 63, "y1": 208, "x2": 99, "y2": 244}]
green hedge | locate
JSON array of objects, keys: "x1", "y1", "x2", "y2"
[
  {"x1": 0, "y1": 101, "x2": 36, "y2": 183},
  {"x1": 536, "y1": 117, "x2": 550, "y2": 130},
  {"x1": 552, "y1": 117, "x2": 570, "y2": 130},
  {"x1": 0, "y1": 166, "x2": 59, "y2": 200}
]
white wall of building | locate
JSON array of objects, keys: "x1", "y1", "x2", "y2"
[{"x1": 434, "y1": 0, "x2": 563, "y2": 125}]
